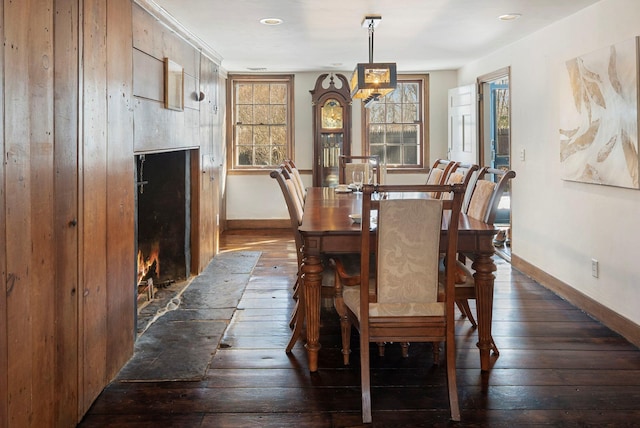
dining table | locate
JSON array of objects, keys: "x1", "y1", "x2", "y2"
[{"x1": 298, "y1": 186, "x2": 499, "y2": 372}]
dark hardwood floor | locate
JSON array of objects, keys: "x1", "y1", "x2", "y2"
[{"x1": 78, "y1": 229, "x2": 640, "y2": 427}]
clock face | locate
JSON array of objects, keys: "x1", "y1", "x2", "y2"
[{"x1": 321, "y1": 99, "x2": 343, "y2": 129}]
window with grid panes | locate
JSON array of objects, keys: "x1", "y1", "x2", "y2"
[
  {"x1": 230, "y1": 75, "x2": 293, "y2": 168},
  {"x1": 365, "y1": 76, "x2": 428, "y2": 169}
]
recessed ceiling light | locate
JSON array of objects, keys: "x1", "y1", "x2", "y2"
[
  {"x1": 260, "y1": 18, "x2": 283, "y2": 26},
  {"x1": 247, "y1": 67, "x2": 267, "y2": 71},
  {"x1": 498, "y1": 13, "x2": 522, "y2": 21},
  {"x1": 331, "y1": 63, "x2": 343, "y2": 67}
]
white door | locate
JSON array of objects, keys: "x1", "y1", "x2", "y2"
[{"x1": 448, "y1": 84, "x2": 477, "y2": 164}]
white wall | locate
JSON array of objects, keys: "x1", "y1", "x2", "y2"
[
  {"x1": 226, "y1": 70, "x2": 458, "y2": 219},
  {"x1": 458, "y1": 0, "x2": 640, "y2": 326}
]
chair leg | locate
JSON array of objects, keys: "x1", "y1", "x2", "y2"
[
  {"x1": 289, "y1": 274, "x2": 301, "y2": 329},
  {"x1": 360, "y1": 334, "x2": 372, "y2": 424},
  {"x1": 285, "y1": 289, "x2": 305, "y2": 353},
  {"x1": 491, "y1": 337, "x2": 500, "y2": 356},
  {"x1": 457, "y1": 299, "x2": 477, "y2": 327},
  {"x1": 332, "y1": 269, "x2": 352, "y2": 365},
  {"x1": 339, "y1": 315, "x2": 352, "y2": 365},
  {"x1": 446, "y1": 337, "x2": 461, "y2": 421},
  {"x1": 400, "y1": 342, "x2": 410, "y2": 357},
  {"x1": 432, "y1": 342, "x2": 441, "y2": 365}
]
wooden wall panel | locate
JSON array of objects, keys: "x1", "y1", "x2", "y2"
[
  {"x1": 133, "y1": 97, "x2": 200, "y2": 153},
  {"x1": 132, "y1": 48, "x2": 163, "y2": 101},
  {"x1": 132, "y1": 3, "x2": 199, "y2": 78},
  {"x1": 184, "y1": 73, "x2": 200, "y2": 110},
  {"x1": 0, "y1": 0, "x2": 6, "y2": 426},
  {"x1": 0, "y1": 1, "x2": 223, "y2": 424},
  {"x1": 105, "y1": 0, "x2": 135, "y2": 380},
  {"x1": 81, "y1": 0, "x2": 109, "y2": 415},
  {"x1": 4, "y1": 0, "x2": 56, "y2": 426},
  {"x1": 53, "y1": 0, "x2": 80, "y2": 425},
  {"x1": 194, "y1": 55, "x2": 219, "y2": 271},
  {"x1": 4, "y1": 1, "x2": 33, "y2": 423},
  {"x1": 132, "y1": 48, "x2": 199, "y2": 111}
]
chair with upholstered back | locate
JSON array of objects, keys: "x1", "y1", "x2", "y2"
[
  {"x1": 441, "y1": 162, "x2": 479, "y2": 200},
  {"x1": 426, "y1": 159, "x2": 457, "y2": 198},
  {"x1": 339, "y1": 155, "x2": 380, "y2": 186},
  {"x1": 283, "y1": 159, "x2": 307, "y2": 202},
  {"x1": 333, "y1": 183, "x2": 465, "y2": 423},
  {"x1": 270, "y1": 167, "x2": 306, "y2": 352},
  {"x1": 454, "y1": 167, "x2": 516, "y2": 350}
]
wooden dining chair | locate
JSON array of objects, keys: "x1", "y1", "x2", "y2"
[
  {"x1": 271, "y1": 166, "x2": 336, "y2": 352},
  {"x1": 441, "y1": 162, "x2": 479, "y2": 200},
  {"x1": 339, "y1": 155, "x2": 380, "y2": 185},
  {"x1": 425, "y1": 159, "x2": 457, "y2": 198},
  {"x1": 270, "y1": 167, "x2": 307, "y2": 351},
  {"x1": 283, "y1": 159, "x2": 306, "y2": 202},
  {"x1": 453, "y1": 167, "x2": 516, "y2": 352},
  {"x1": 333, "y1": 183, "x2": 465, "y2": 423}
]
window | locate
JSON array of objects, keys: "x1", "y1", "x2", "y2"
[
  {"x1": 229, "y1": 74, "x2": 294, "y2": 169},
  {"x1": 364, "y1": 75, "x2": 429, "y2": 170}
]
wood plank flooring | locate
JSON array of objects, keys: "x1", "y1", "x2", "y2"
[{"x1": 78, "y1": 229, "x2": 640, "y2": 427}]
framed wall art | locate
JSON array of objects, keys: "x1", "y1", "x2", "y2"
[
  {"x1": 164, "y1": 58, "x2": 184, "y2": 111},
  {"x1": 559, "y1": 37, "x2": 639, "y2": 189}
]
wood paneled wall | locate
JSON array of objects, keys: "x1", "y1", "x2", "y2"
[
  {"x1": 0, "y1": 3, "x2": 7, "y2": 427},
  {"x1": 0, "y1": 1, "x2": 223, "y2": 426},
  {"x1": 4, "y1": 1, "x2": 56, "y2": 427},
  {"x1": 54, "y1": 0, "x2": 80, "y2": 424}
]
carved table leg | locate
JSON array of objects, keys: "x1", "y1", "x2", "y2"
[
  {"x1": 471, "y1": 253, "x2": 497, "y2": 371},
  {"x1": 301, "y1": 253, "x2": 323, "y2": 372}
]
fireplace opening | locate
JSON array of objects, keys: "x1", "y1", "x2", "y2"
[{"x1": 135, "y1": 150, "x2": 192, "y2": 311}]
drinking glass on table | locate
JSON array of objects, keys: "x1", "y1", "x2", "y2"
[{"x1": 352, "y1": 170, "x2": 364, "y2": 193}]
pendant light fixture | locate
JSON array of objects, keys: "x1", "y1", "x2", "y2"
[{"x1": 350, "y1": 15, "x2": 397, "y2": 107}]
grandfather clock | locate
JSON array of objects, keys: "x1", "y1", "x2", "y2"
[{"x1": 310, "y1": 73, "x2": 352, "y2": 187}]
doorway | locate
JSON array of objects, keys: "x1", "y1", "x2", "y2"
[{"x1": 478, "y1": 67, "x2": 512, "y2": 258}]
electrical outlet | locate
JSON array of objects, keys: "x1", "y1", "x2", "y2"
[
  {"x1": 519, "y1": 148, "x2": 526, "y2": 161},
  {"x1": 591, "y1": 258, "x2": 599, "y2": 278}
]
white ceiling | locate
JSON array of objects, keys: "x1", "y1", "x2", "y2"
[{"x1": 149, "y1": 0, "x2": 601, "y2": 73}]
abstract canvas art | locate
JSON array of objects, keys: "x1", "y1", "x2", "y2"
[{"x1": 559, "y1": 37, "x2": 640, "y2": 189}]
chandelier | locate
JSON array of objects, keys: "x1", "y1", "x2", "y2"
[{"x1": 350, "y1": 15, "x2": 397, "y2": 107}]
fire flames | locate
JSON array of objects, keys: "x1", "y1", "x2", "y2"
[{"x1": 137, "y1": 242, "x2": 160, "y2": 285}]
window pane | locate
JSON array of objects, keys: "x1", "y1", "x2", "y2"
[
  {"x1": 403, "y1": 83, "x2": 418, "y2": 103},
  {"x1": 254, "y1": 104, "x2": 269, "y2": 125},
  {"x1": 386, "y1": 124, "x2": 403, "y2": 144},
  {"x1": 369, "y1": 124, "x2": 385, "y2": 144},
  {"x1": 272, "y1": 146, "x2": 286, "y2": 165},
  {"x1": 254, "y1": 84, "x2": 270, "y2": 104},
  {"x1": 403, "y1": 145, "x2": 418, "y2": 165},
  {"x1": 237, "y1": 105, "x2": 253, "y2": 124},
  {"x1": 369, "y1": 103, "x2": 385, "y2": 123},
  {"x1": 370, "y1": 144, "x2": 385, "y2": 163},
  {"x1": 386, "y1": 103, "x2": 402, "y2": 123},
  {"x1": 387, "y1": 88, "x2": 402, "y2": 103},
  {"x1": 403, "y1": 124, "x2": 419, "y2": 145},
  {"x1": 237, "y1": 145, "x2": 253, "y2": 165},
  {"x1": 254, "y1": 125, "x2": 270, "y2": 146},
  {"x1": 255, "y1": 145, "x2": 271, "y2": 165},
  {"x1": 271, "y1": 125, "x2": 286, "y2": 145},
  {"x1": 270, "y1": 105, "x2": 287, "y2": 124},
  {"x1": 236, "y1": 83, "x2": 253, "y2": 104},
  {"x1": 237, "y1": 125, "x2": 253, "y2": 145},
  {"x1": 387, "y1": 145, "x2": 401, "y2": 164},
  {"x1": 403, "y1": 103, "x2": 418, "y2": 123},
  {"x1": 270, "y1": 83, "x2": 287, "y2": 104}
]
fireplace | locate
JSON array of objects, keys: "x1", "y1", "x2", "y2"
[{"x1": 135, "y1": 150, "x2": 192, "y2": 306}]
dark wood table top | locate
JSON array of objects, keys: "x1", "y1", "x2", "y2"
[{"x1": 300, "y1": 187, "x2": 497, "y2": 241}]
